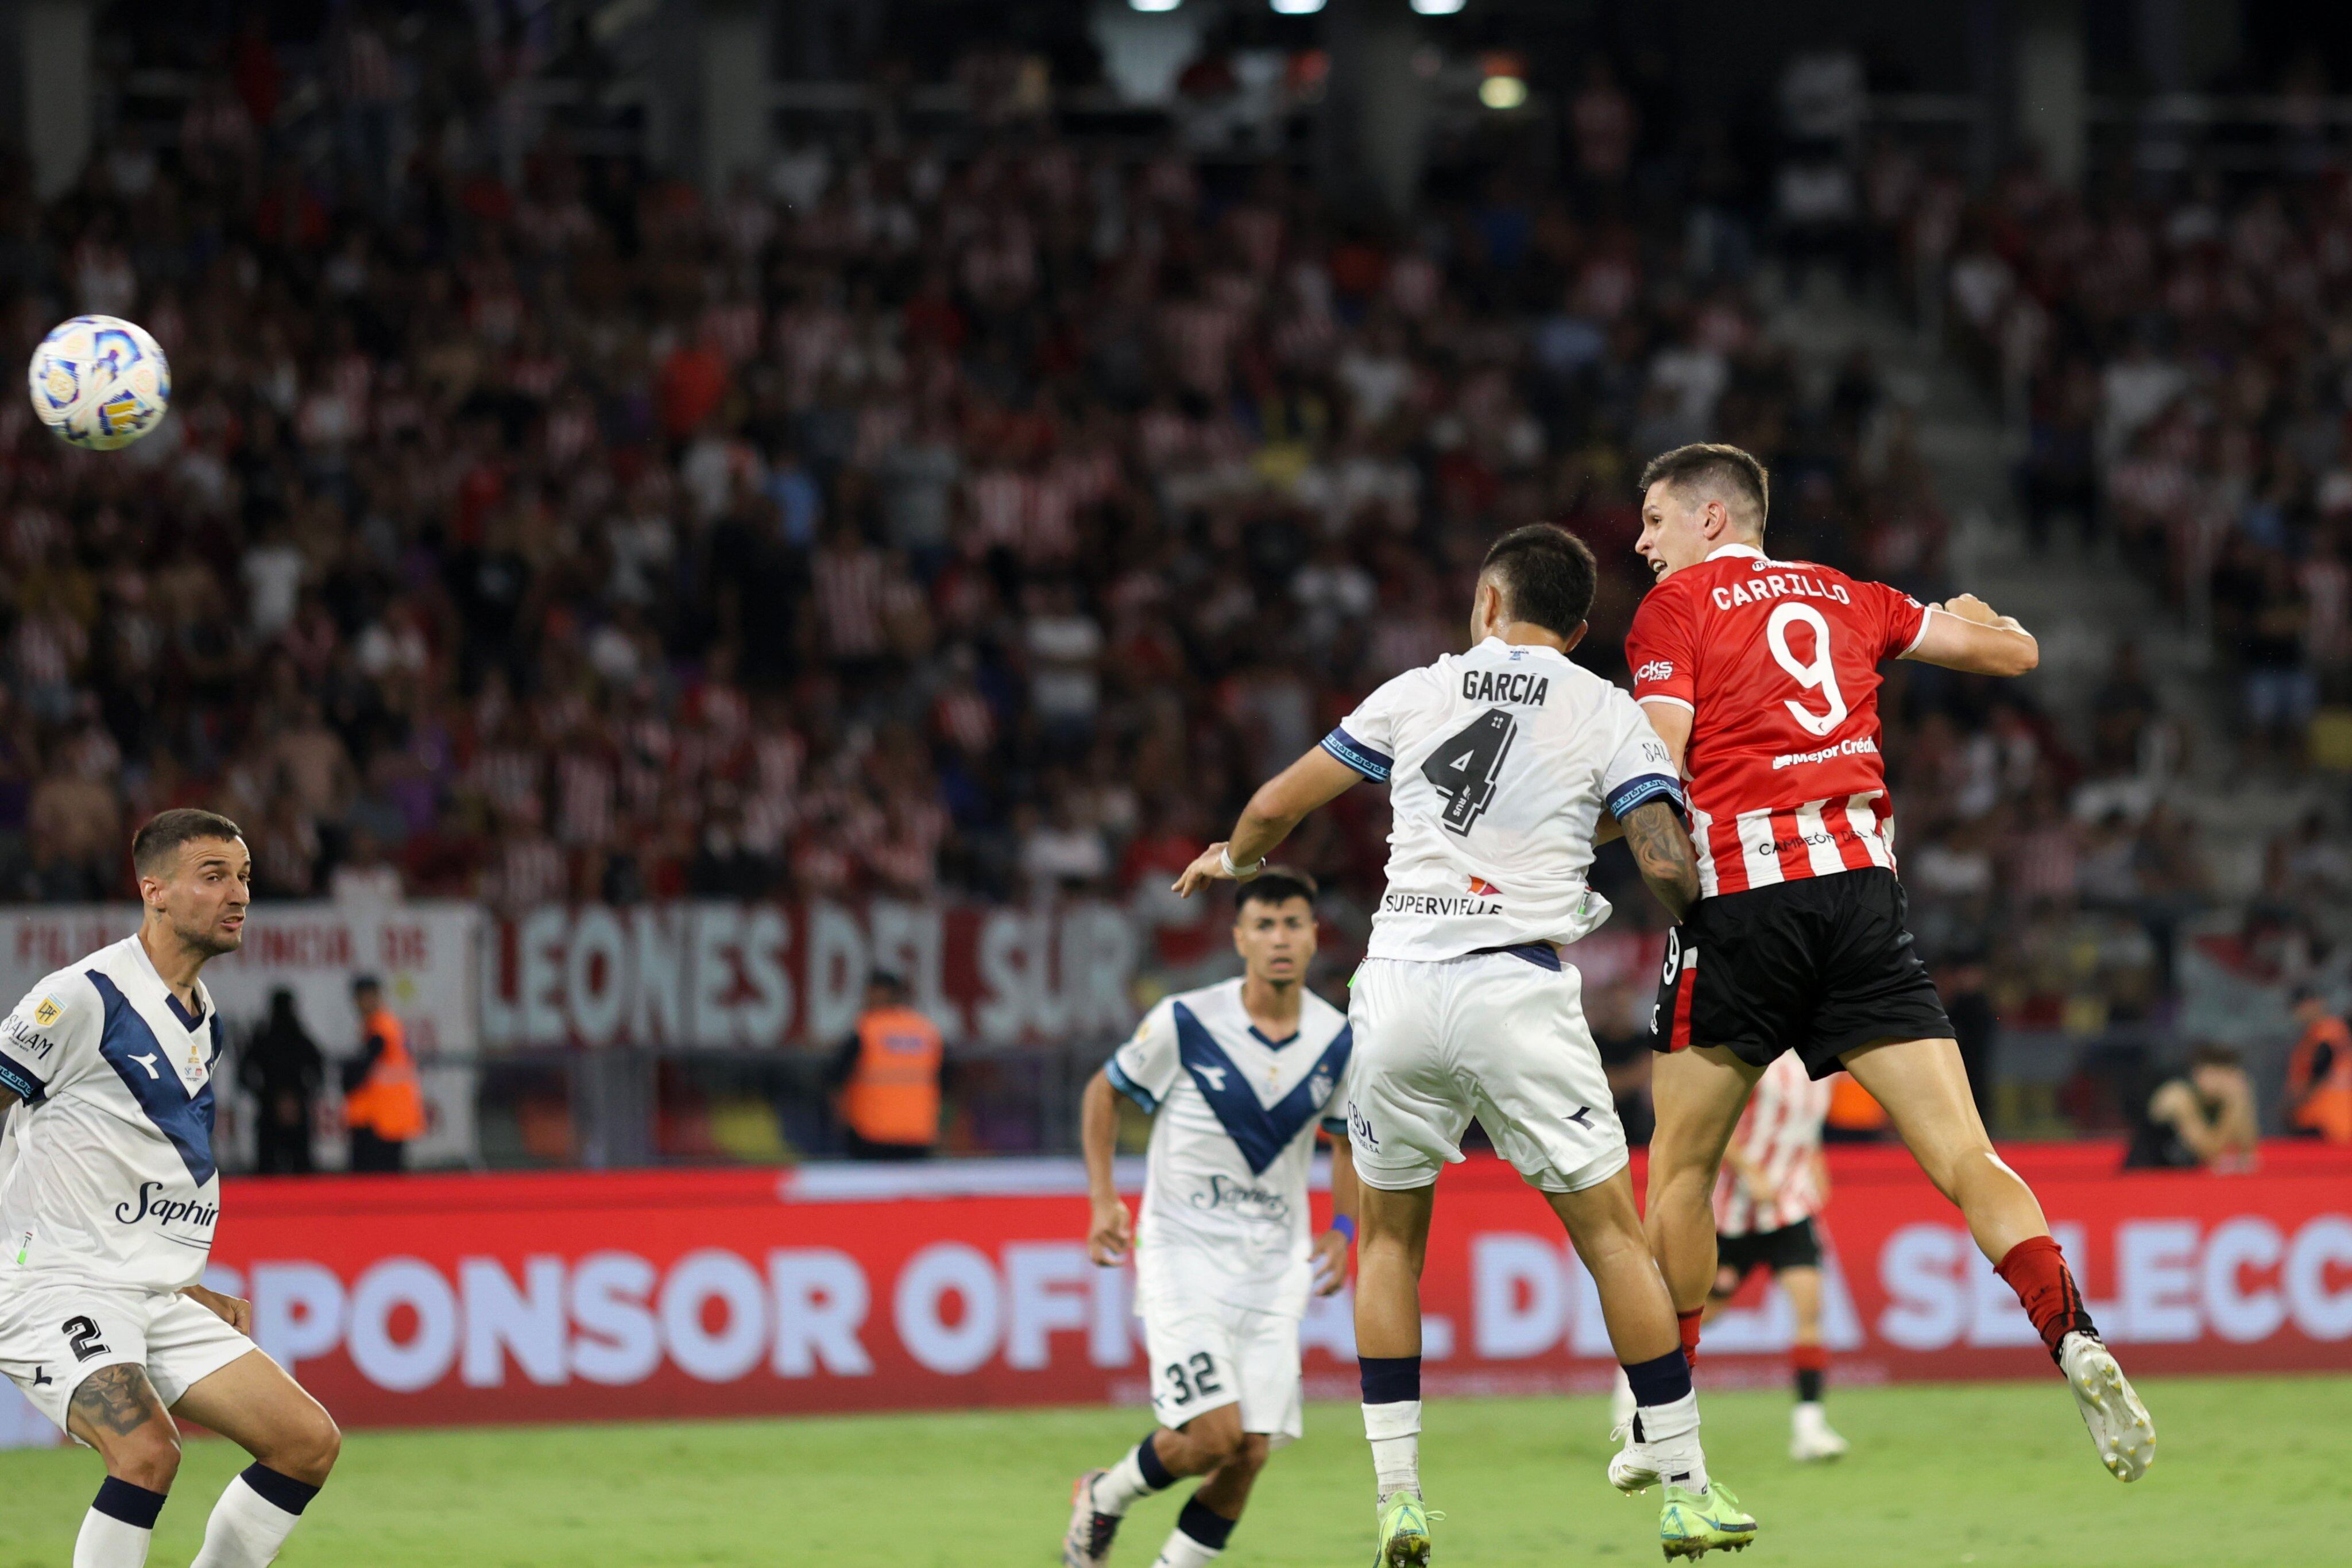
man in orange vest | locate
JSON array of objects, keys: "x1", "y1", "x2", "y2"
[
  {"x1": 826, "y1": 972, "x2": 947, "y2": 1160},
  {"x1": 2286, "y1": 986, "x2": 2352, "y2": 1144},
  {"x1": 342, "y1": 975, "x2": 426, "y2": 1172}
]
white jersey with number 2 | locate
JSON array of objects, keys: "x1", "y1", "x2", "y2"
[{"x1": 1322, "y1": 637, "x2": 1685, "y2": 961}]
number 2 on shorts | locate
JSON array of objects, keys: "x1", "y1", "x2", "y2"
[{"x1": 62, "y1": 1315, "x2": 109, "y2": 1362}]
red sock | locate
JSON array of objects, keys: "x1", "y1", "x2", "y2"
[
  {"x1": 1994, "y1": 1236, "x2": 2098, "y2": 1364},
  {"x1": 1678, "y1": 1308, "x2": 1704, "y2": 1368},
  {"x1": 1790, "y1": 1343, "x2": 1827, "y2": 1402}
]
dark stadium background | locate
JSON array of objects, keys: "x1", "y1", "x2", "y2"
[{"x1": 0, "y1": 0, "x2": 2338, "y2": 1166}]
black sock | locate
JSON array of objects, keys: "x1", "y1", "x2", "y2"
[
  {"x1": 1358, "y1": 1354, "x2": 1422, "y2": 1405},
  {"x1": 1177, "y1": 1497, "x2": 1237, "y2": 1552},
  {"x1": 1795, "y1": 1367, "x2": 1823, "y2": 1403},
  {"x1": 92, "y1": 1476, "x2": 168, "y2": 1529},
  {"x1": 1136, "y1": 1432, "x2": 1177, "y2": 1492},
  {"x1": 241, "y1": 1462, "x2": 323, "y2": 1515}
]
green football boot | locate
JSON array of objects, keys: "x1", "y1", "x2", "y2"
[
  {"x1": 1658, "y1": 1480, "x2": 1757, "y2": 1559},
  {"x1": 1371, "y1": 1490, "x2": 1433, "y2": 1567}
]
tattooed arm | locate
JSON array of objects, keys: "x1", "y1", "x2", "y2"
[{"x1": 1620, "y1": 799, "x2": 1701, "y2": 924}]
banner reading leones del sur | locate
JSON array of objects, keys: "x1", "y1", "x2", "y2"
[
  {"x1": 478, "y1": 901, "x2": 1141, "y2": 1049},
  {"x1": 129, "y1": 1143, "x2": 2352, "y2": 1432}
]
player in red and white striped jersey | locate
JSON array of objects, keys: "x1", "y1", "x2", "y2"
[
  {"x1": 1712, "y1": 1053, "x2": 1830, "y2": 1237},
  {"x1": 1707, "y1": 1054, "x2": 1844, "y2": 1461},
  {"x1": 1624, "y1": 443, "x2": 2156, "y2": 1486}
]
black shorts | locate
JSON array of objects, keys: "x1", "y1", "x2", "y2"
[
  {"x1": 1712, "y1": 1218, "x2": 1823, "y2": 1292},
  {"x1": 1651, "y1": 867, "x2": 1953, "y2": 1079}
]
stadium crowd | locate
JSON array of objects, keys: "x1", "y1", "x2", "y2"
[
  {"x1": 0, "y1": 23, "x2": 2307, "y2": 1129},
  {"x1": 1848, "y1": 144, "x2": 2352, "y2": 1001}
]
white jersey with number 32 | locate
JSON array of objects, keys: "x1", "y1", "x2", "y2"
[{"x1": 1321, "y1": 637, "x2": 1684, "y2": 961}]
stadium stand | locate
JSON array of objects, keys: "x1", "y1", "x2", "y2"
[{"x1": 0, "y1": 12, "x2": 2324, "y2": 1153}]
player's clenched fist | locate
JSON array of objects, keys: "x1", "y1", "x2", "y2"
[
  {"x1": 1939, "y1": 593, "x2": 2023, "y2": 632},
  {"x1": 1086, "y1": 1194, "x2": 1135, "y2": 1266}
]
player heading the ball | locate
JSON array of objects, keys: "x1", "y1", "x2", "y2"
[
  {"x1": 1174, "y1": 525, "x2": 1757, "y2": 1564},
  {"x1": 1626, "y1": 442, "x2": 2155, "y2": 1485}
]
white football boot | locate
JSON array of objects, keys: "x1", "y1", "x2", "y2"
[
  {"x1": 1788, "y1": 1401, "x2": 1848, "y2": 1462},
  {"x1": 2059, "y1": 1331, "x2": 2156, "y2": 1481},
  {"x1": 1607, "y1": 1415, "x2": 1661, "y2": 1494}
]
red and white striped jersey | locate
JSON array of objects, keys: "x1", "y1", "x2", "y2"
[
  {"x1": 1713, "y1": 1052, "x2": 1833, "y2": 1237},
  {"x1": 1626, "y1": 544, "x2": 1927, "y2": 897}
]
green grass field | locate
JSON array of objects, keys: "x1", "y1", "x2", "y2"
[{"x1": 0, "y1": 1376, "x2": 2326, "y2": 1567}]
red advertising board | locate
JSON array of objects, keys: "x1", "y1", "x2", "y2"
[{"x1": 199, "y1": 1143, "x2": 2352, "y2": 1429}]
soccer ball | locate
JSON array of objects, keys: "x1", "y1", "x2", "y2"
[{"x1": 26, "y1": 315, "x2": 171, "y2": 451}]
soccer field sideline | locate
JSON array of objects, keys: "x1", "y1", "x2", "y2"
[{"x1": 0, "y1": 1374, "x2": 2323, "y2": 1567}]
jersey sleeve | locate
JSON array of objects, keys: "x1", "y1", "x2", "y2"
[
  {"x1": 1599, "y1": 690, "x2": 1688, "y2": 822},
  {"x1": 0, "y1": 973, "x2": 95, "y2": 1105},
  {"x1": 1625, "y1": 582, "x2": 1697, "y2": 713},
  {"x1": 1106, "y1": 1000, "x2": 1181, "y2": 1113},
  {"x1": 1320, "y1": 671, "x2": 1419, "y2": 781},
  {"x1": 1864, "y1": 580, "x2": 1931, "y2": 659}
]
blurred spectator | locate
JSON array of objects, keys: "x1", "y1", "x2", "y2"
[
  {"x1": 239, "y1": 988, "x2": 323, "y2": 1175},
  {"x1": 825, "y1": 971, "x2": 946, "y2": 1160},
  {"x1": 2125, "y1": 1045, "x2": 2258, "y2": 1171},
  {"x1": 343, "y1": 975, "x2": 423, "y2": 1172},
  {"x1": 2285, "y1": 986, "x2": 2352, "y2": 1143}
]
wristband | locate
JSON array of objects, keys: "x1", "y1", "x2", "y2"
[
  {"x1": 1330, "y1": 1215, "x2": 1356, "y2": 1244},
  {"x1": 1219, "y1": 846, "x2": 1264, "y2": 879}
]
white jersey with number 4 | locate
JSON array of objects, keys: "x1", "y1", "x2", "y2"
[
  {"x1": 1321, "y1": 637, "x2": 1685, "y2": 961},
  {"x1": 1107, "y1": 977, "x2": 1352, "y2": 1318},
  {"x1": 0, "y1": 936, "x2": 226, "y2": 1295}
]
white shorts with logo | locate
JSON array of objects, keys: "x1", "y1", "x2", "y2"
[
  {"x1": 1345, "y1": 947, "x2": 1627, "y2": 1194},
  {"x1": 0, "y1": 1276, "x2": 256, "y2": 1441},
  {"x1": 1138, "y1": 1281, "x2": 1304, "y2": 1445}
]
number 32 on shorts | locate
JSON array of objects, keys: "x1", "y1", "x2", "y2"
[{"x1": 1161, "y1": 1350, "x2": 1224, "y2": 1408}]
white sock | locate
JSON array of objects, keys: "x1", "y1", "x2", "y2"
[
  {"x1": 1091, "y1": 1440, "x2": 1165, "y2": 1517},
  {"x1": 189, "y1": 1474, "x2": 307, "y2": 1568},
  {"x1": 1151, "y1": 1524, "x2": 1223, "y2": 1567},
  {"x1": 1637, "y1": 1391, "x2": 1710, "y2": 1494},
  {"x1": 75, "y1": 1510, "x2": 153, "y2": 1568},
  {"x1": 1363, "y1": 1399, "x2": 1422, "y2": 1501}
]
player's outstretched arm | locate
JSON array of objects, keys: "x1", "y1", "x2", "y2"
[
  {"x1": 0, "y1": 1085, "x2": 16, "y2": 1113},
  {"x1": 1172, "y1": 746, "x2": 1363, "y2": 897},
  {"x1": 1079, "y1": 1068, "x2": 1135, "y2": 1265},
  {"x1": 1903, "y1": 594, "x2": 2040, "y2": 677},
  {"x1": 1621, "y1": 797, "x2": 1701, "y2": 923}
]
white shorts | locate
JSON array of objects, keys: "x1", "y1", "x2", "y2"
[
  {"x1": 1345, "y1": 948, "x2": 1627, "y2": 1194},
  {"x1": 0, "y1": 1276, "x2": 256, "y2": 1442},
  {"x1": 1140, "y1": 1288, "x2": 1303, "y2": 1445}
]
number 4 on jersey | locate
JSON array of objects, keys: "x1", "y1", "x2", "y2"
[{"x1": 1421, "y1": 708, "x2": 1517, "y2": 834}]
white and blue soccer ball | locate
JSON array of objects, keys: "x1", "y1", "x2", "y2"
[{"x1": 26, "y1": 315, "x2": 171, "y2": 451}]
